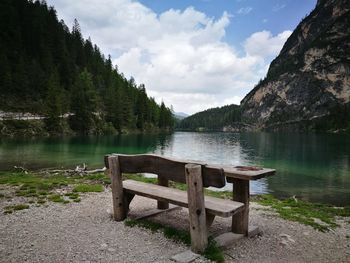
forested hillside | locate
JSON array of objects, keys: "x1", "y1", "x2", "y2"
[
  {"x1": 0, "y1": 0, "x2": 174, "y2": 135},
  {"x1": 177, "y1": 104, "x2": 241, "y2": 131}
]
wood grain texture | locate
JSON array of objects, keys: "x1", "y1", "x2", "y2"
[
  {"x1": 108, "y1": 156, "x2": 126, "y2": 221},
  {"x1": 104, "y1": 154, "x2": 275, "y2": 182},
  {"x1": 122, "y1": 180, "x2": 244, "y2": 217},
  {"x1": 185, "y1": 164, "x2": 207, "y2": 253},
  {"x1": 157, "y1": 175, "x2": 169, "y2": 209},
  {"x1": 231, "y1": 179, "x2": 250, "y2": 235},
  {"x1": 104, "y1": 154, "x2": 225, "y2": 187}
]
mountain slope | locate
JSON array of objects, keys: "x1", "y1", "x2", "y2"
[
  {"x1": 0, "y1": 0, "x2": 174, "y2": 134},
  {"x1": 177, "y1": 104, "x2": 241, "y2": 131},
  {"x1": 241, "y1": 0, "x2": 350, "y2": 132}
]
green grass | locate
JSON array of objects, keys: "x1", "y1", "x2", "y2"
[
  {"x1": 0, "y1": 171, "x2": 110, "y2": 212},
  {"x1": 254, "y1": 194, "x2": 350, "y2": 232},
  {"x1": 47, "y1": 194, "x2": 66, "y2": 203},
  {"x1": 124, "y1": 218, "x2": 224, "y2": 262},
  {"x1": 73, "y1": 184, "x2": 104, "y2": 193},
  {"x1": 4, "y1": 204, "x2": 30, "y2": 213}
]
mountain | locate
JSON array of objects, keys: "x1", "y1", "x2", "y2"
[
  {"x1": 0, "y1": 0, "x2": 174, "y2": 135},
  {"x1": 177, "y1": 104, "x2": 243, "y2": 131},
  {"x1": 241, "y1": 0, "x2": 350, "y2": 132},
  {"x1": 174, "y1": 112, "x2": 189, "y2": 120}
]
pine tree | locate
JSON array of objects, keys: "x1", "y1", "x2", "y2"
[
  {"x1": 44, "y1": 70, "x2": 62, "y2": 132},
  {"x1": 69, "y1": 69, "x2": 97, "y2": 134}
]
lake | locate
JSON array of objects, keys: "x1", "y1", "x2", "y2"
[{"x1": 0, "y1": 132, "x2": 349, "y2": 206}]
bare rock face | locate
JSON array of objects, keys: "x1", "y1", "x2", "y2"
[{"x1": 241, "y1": 0, "x2": 350, "y2": 132}]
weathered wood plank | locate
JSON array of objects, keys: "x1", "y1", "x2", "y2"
[
  {"x1": 104, "y1": 154, "x2": 225, "y2": 187},
  {"x1": 122, "y1": 180, "x2": 244, "y2": 217},
  {"x1": 108, "y1": 156, "x2": 127, "y2": 221},
  {"x1": 231, "y1": 179, "x2": 250, "y2": 235},
  {"x1": 185, "y1": 164, "x2": 207, "y2": 253},
  {"x1": 157, "y1": 175, "x2": 169, "y2": 209},
  {"x1": 104, "y1": 154, "x2": 275, "y2": 182}
]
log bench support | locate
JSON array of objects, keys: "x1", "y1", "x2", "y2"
[
  {"x1": 108, "y1": 156, "x2": 127, "y2": 221},
  {"x1": 157, "y1": 176, "x2": 169, "y2": 210},
  {"x1": 230, "y1": 178, "x2": 249, "y2": 235},
  {"x1": 185, "y1": 164, "x2": 208, "y2": 254}
]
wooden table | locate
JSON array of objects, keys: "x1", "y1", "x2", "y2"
[{"x1": 221, "y1": 166, "x2": 276, "y2": 235}]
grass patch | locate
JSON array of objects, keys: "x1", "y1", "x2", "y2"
[
  {"x1": 73, "y1": 184, "x2": 104, "y2": 193},
  {"x1": 124, "y1": 218, "x2": 224, "y2": 262},
  {"x1": 254, "y1": 195, "x2": 350, "y2": 232},
  {"x1": 5, "y1": 204, "x2": 30, "y2": 211},
  {"x1": 48, "y1": 194, "x2": 65, "y2": 203}
]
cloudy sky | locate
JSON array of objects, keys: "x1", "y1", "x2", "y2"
[{"x1": 47, "y1": 0, "x2": 316, "y2": 114}]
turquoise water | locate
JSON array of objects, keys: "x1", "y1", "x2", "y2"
[{"x1": 0, "y1": 132, "x2": 349, "y2": 205}]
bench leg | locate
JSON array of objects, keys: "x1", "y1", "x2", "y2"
[
  {"x1": 185, "y1": 164, "x2": 208, "y2": 254},
  {"x1": 157, "y1": 176, "x2": 169, "y2": 209},
  {"x1": 206, "y1": 214, "x2": 215, "y2": 228},
  {"x1": 231, "y1": 179, "x2": 249, "y2": 236},
  {"x1": 124, "y1": 192, "x2": 135, "y2": 213},
  {"x1": 108, "y1": 156, "x2": 127, "y2": 221}
]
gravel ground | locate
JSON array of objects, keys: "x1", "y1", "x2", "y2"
[{"x1": 0, "y1": 189, "x2": 349, "y2": 263}]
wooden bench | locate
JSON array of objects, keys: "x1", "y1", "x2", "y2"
[{"x1": 104, "y1": 154, "x2": 275, "y2": 253}]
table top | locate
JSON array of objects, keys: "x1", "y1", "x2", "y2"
[{"x1": 220, "y1": 165, "x2": 276, "y2": 180}]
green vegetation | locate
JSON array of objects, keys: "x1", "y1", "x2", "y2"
[
  {"x1": 0, "y1": 0, "x2": 174, "y2": 135},
  {"x1": 254, "y1": 195, "x2": 350, "y2": 232},
  {"x1": 125, "y1": 219, "x2": 224, "y2": 262},
  {"x1": 0, "y1": 171, "x2": 108, "y2": 212},
  {"x1": 47, "y1": 194, "x2": 66, "y2": 203},
  {"x1": 4, "y1": 204, "x2": 29, "y2": 213},
  {"x1": 177, "y1": 104, "x2": 241, "y2": 131},
  {"x1": 73, "y1": 184, "x2": 104, "y2": 193}
]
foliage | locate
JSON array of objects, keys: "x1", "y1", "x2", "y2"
[
  {"x1": 0, "y1": 0, "x2": 174, "y2": 134},
  {"x1": 177, "y1": 104, "x2": 241, "y2": 131},
  {"x1": 72, "y1": 184, "x2": 104, "y2": 193},
  {"x1": 255, "y1": 194, "x2": 350, "y2": 232}
]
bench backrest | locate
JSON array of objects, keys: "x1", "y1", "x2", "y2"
[{"x1": 104, "y1": 154, "x2": 225, "y2": 188}]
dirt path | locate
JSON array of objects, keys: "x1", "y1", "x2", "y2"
[{"x1": 0, "y1": 190, "x2": 349, "y2": 262}]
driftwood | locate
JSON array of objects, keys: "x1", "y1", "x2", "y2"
[
  {"x1": 13, "y1": 166, "x2": 29, "y2": 174},
  {"x1": 39, "y1": 164, "x2": 106, "y2": 176}
]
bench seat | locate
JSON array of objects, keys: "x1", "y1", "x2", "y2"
[{"x1": 123, "y1": 180, "x2": 244, "y2": 217}]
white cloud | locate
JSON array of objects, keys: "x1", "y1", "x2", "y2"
[
  {"x1": 47, "y1": 0, "x2": 290, "y2": 114},
  {"x1": 237, "y1": 7, "x2": 253, "y2": 15},
  {"x1": 244, "y1": 30, "x2": 292, "y2": 58}
]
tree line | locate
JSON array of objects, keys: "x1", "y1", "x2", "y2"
[
  {"x1": 0, "y1": 0, "x2": 174, "y2": 134},
  {"x1": 177, "y1": 104, "x2": 241, "y2": 131}
]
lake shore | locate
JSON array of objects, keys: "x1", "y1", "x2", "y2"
[{"x1": 0, "y1": 184, "x2": 349, "y2": 262}]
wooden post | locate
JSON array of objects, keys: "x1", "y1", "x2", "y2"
[
  {"x1": 108, "y1": 156, "x2": 126, "y2": 221},
  {"x1": 157, "y1": 175, "x2": 169, "y2": 209},
  {"x1": 185, "y1": 164, "x2": 208, "y2": 253},
  {"x1": 231, "y1": 179, "x2": 249, "y2": 235}
]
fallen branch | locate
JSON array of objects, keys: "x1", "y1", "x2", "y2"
[{"x1": 40, "y1": 165, "x2": 106, "y2": 176}]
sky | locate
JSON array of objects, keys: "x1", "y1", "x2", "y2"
[{"x1": 46, "y1": 0, "x2": 317, "y2": 114}]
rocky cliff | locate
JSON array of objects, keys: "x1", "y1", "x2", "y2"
[{"x1": 241, "y1": 0, "x2": 350, "y2": 132}]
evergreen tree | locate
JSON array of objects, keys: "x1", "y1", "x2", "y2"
[
  {"x1": 69, "y1": 69, "x2": 97, "y2": 133},
  {"x1": 44, "y1": 70, "x2": 62, "y2": 132}
]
